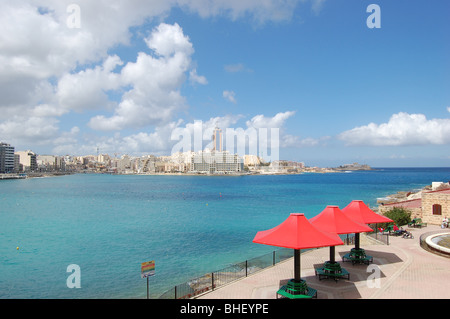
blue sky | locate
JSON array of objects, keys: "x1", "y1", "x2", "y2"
[{"x1": 1, "y1": 0, "x2": 449, "y2": 167}]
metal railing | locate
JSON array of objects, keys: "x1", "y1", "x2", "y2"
[
  {"x1": 158, "y1": 248, "x2": 294, "y2": 299},
  {"x1": 367, "y1": 229, "x2": 390, "y2": 245},
  {"x1": 158, "y1": 235, "x2": 361, "y2": 299}
]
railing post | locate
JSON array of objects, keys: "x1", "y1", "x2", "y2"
[
  {"x1": 174, "y1": 286, "x2": 177, "y2": 299},
  {"x1": 273, "y1": 251, "x2": 276, "y2": 266},
  {"x1": 211, "y1": 272, "x2": 214, "y2": 290},
  {"x1": 245, "y1": 260, "x2": 248, "y2": 277}
]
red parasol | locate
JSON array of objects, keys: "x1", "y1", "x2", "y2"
[
  {"x1": 253, "y1": 213, "x2": 343, "y2": 283},
  {"x1": 310, "y1": 205, "x2": 374, "y2": 235},
  {"x1": 341, "y1": 200, "x2": 393, "y2": 252},
  {"x1": 253, "y1": 213, "x2": 344, "y2": 250},
  {"x1": 310, "y1": 205, "x2": 373, "y2": 265},
  {"x1": 341, "y1": 200, "x2": 393, "y2": 224}
]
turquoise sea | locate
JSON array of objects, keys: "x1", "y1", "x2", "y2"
[{"x1": 1, "y1": 167, "x2": 449, "y2": 299}]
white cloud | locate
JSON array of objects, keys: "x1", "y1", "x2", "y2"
[
  {"x1": 280, "y1": 135, "x2": 328, "y2": 148},
  {"x1": 0, "y1": 0, "x2": 320, "y2": 154},
  {"x1": 177, "y1": 0, "x2": 300, "y2": 24},
  {"x1": 339, "y1": 112, "x2": 450, "y2": 146},
  {"x1": 56, "y1": 55, "x2": 123, "y2": 113},
  {"x1": 144, "y1": 22, "x2": 194, "y2": 57},
  {"x1": 246, "y1": 111, "x2": 296, "y2": 129},
  {"x1": 224, "y1": 63, "x2": 253, "y2": 73},
  {"x1": 189, "y1": 69, "x2": 208, "y2": 85},
  {"x1": 0, "y1": 0, "x2": 309, "y2": 111},
  {"x1": 223, "y1": 90, "x2": 237, "y2": 104},
  {"x1": 0, "y1": 116, "x2": 60, "y2": 146},
  {"x1": 311, "y1": 0, "x2": 326, "y2": 15},
  {"x1": 224, "y1": 63, "x2": 245, "y2": 73},
  {"x1": 244, "y1": 111, "x2": 321, "y2": 151},
  {"x1": 70, "y1": 115, "x2": 243, "y2": 156},
  {"x1": 50, "y1": 110, "x2": 310, "y2": 157},
  {"x1": 88, "y1": 23, "x2": 194, "y2": 131},
  {"x1": 447, "y1": 106, "x2": 450, "y2": 113}
]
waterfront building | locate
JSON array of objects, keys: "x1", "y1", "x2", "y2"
[
  {"x1": 0, "y1": 142, "x2": 15, "y2": 173},
  {"x1": 117, "y1": 155, "x2": 132, "y2": 173},
  {"x1": 171, "y1": 151, "x2": 194, "y2": 165},
  {"x1": 141, "y1": 155, "x2": 157, "y2": 173},
  {"x1": 243, "y1": 154, "x2": 261, "y2": 166},
  {"x1": 272, "y1": 160, "x2": 305, "y2": 173},
  {"x1": 37, "y1": 155, "x2": 66, "y2": 172},
  {"x1": 15, "y1": 150, "x2": 37, "y2": 172},
  {"x1": 14, "y1": 154, "x2": 20, "y2": 173},
  {"x1": 97, "y1": 154, "x2": 111, "y2": 164},
  {"x1": 379, "y1": 184, "x2": 450, "y2": 225},
  {"x1": 212, "y1": 127, "x2": 223, "y2": 152},
  {"x1": 421, "y1": 188, "x2": 450, "y2": 225},
  {"x1": 190, "y1": 150, "x2": 243, "y2": 174}
]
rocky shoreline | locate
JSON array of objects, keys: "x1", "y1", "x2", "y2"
[
  {"x1": 0, "y1": 172, "x2": 74, "y2": 180},
  {"x1": 334, "y1": 163, "x2": 373, "y2": 171},
  {"x1": 377, "y1": 181, "x2": 450, "y2": 205}
]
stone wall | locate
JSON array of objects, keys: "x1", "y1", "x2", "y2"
[
  {"x1": 378, "y1": 203, "x2": 422, "y2": 221},
  {"x1": 421, "y1": 192, "x2": 450, "y2": 225}
]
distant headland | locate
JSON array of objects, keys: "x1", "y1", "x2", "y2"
[{"x1": 333, "y1": 163, "x2": 373, "y2": 171}]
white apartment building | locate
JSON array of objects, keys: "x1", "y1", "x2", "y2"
[
  {"x1": 190, "y1": 150, "x2": 243, "y2": 174},
  {"x1": 37, "y1": 155, "x2": 66, "y2": 171},
  {"x1": 15, "y1": 150, "x2": 37, "y2": 172},
  {"x1": 243, "y1": 154, "x2": 261, "y2": 166}
]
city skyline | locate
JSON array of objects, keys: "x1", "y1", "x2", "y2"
[{"x1": 0, "y1": 1, "x2": 449, "y2": 167}]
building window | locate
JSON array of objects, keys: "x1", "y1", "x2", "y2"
[{"x1": 432, "y1": 204, "x2": 442, "y2": 215}]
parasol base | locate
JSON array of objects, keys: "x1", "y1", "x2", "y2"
[
  {"x1": 342, "y1": 248, "x2": 373, "y2": 265},
  {"x1": 315, "y1": 261, "x2": 350, "y2": 282},
  {"x1": 323, "y1": 261, "x2": 343, "y2": 273},
  {"x1": 350, "y1": 248, "x2": 366, "y2": 257},
  {"x1": 276, "y1": 279, "x2": 317, "y2": 299}
]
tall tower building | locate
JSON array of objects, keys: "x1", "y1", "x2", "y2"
[
  {"x1": 212, "y1": 127, "x2": 222, "y2": 152},
  {"x1": 0, "y1": 142, "x2": 15, "y2": 173}
]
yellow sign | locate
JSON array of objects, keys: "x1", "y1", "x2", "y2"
[{"x1": 141, "y1": 260, "x2": 155, "y2": 278}]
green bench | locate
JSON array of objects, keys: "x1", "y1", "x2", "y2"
[
  {"x1": 342, "y1": 248, "x2": 373, "y2": 265},
  {"x1": 276, "y1": 279, "x2": 317, "y2": 299},
  {"x1": 315, "y1": 267, "x2": 350, "y2": 282},
  {"x1": 408, "y1": 218, "x2": 417, "y2": 227},
  {"x1": 277, "y1": 286, "x2": 317, "y2": 299},
  {"x1": 382, "y1": 224, "x2": 394, "y2": 234},
  {"x1": 408, "y1": 218, "x2": 427, "y2": 228}
]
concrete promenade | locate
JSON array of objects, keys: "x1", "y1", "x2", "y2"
[{"x1": 197, "y1": 225, "x2": 450, "y2": 299}]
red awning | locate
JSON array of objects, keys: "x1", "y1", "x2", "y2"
[
  {"x1": 253, "y1": 213, "x2": 344, "y2": 250},
  {"x1": 342, "y1": 200, "x2": 393, "y2": 224},
  {"x1": 310, "y1": 205, "x2": 373, "y2": 235}
]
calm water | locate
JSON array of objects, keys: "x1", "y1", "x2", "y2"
[{"x1": 1, "y1": 167, "x2": 449, "y2": 298}]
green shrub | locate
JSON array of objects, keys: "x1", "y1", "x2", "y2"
[{"x1": 381, "y1": 207, "x2": 412, "y2": 227}]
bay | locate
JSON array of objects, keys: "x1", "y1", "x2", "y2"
[{"x1": 0, "y1": 167, "x2": 449, "y2": 298}]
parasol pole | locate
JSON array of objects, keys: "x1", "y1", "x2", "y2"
[
  {"x1": 294, "y1": 249, "x2": 301, "y2": 282},
  {"x1": 329, "y1": 246, "x2": 335, "y2": 263}
]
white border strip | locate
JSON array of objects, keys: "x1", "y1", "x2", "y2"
[{"x1": 425, "y1": 233, "x2": 450, "y2": 254}]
